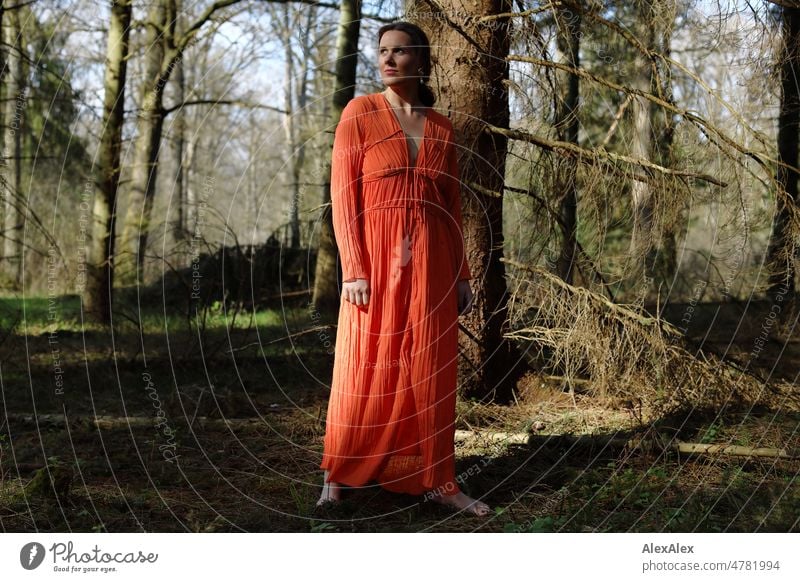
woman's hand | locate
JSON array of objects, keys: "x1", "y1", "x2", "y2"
[
  {"x1": 457, "y1": 280, "x2": 473, "y2": 316},
  {"x1": 342, "y1": 278, "x2": 370, "y2": 307}
]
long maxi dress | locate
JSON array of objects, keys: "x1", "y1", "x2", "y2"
[{"x1": 320, "y1": 92, "x2": 472, "y2": 497}]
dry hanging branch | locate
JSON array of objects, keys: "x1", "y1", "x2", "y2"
[
  {"x1": 500, "y1": 257, "x2": 799, "y2": 417},
  {"x1": 485, "y1": 122, "x2": 728, "y2": 187}
]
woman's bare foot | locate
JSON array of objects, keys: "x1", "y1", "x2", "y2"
[
  {"x1": 429, "y1": 489, "x2": 491, "y2": 517},
  {"x1": 317, "y1": 470, "x2": 342, "y2": 506}
]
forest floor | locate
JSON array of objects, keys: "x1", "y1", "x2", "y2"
[{"x1": 0, "y1": 292, "x2": 797, "y2": 532}]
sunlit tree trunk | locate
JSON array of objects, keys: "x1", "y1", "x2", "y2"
[
  {"x1": 312, "y1": 0, "x2": 361, "y2": 313},
  {"x1": 628, "y1": 0, "x2": 656, "y2": 283},
  {"x1": 118, "y1": 0, "x2": 169, "y2": 286},
  {"x1": 2, "y1": 5, "x2": 25, "y2": 287},
  {"x1": 412, "y1": 0, "x2": 524, "y2": 402},
  {"x1": 85, "y1": 0, "x2": 132, "y2": 324}
]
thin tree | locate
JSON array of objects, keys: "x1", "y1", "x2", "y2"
[
  {"x1": 85, "y1": 0, "x2": 132, "y2": 324},
  {"x1": 311, "y1": 0, "x2": 361, "y2": 313},
  {"x1": 118, "y1": 0, "x2": 241, "y2": 286},
  {"x1": 554, "y1": 5, "x2": 581, "y2": 285},
  {"x1": 2, "y1": 2, "x2": 26, "y2": 287}
]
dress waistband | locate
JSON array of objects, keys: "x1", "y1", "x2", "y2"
[{"x1": 363, "y1": 200, "x2": 449, "y2": 214}]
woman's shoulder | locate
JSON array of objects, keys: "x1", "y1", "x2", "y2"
[
  {"x1": 341, "y1": 94, "x2": 373, "y2": 116},
  {"x1": 426, "y1": 107, "x2": 457, "y2": 141}
]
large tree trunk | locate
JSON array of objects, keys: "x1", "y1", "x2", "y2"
[
  {"x1": 766, "y1": 5, "x2": 800, "y2": 302},
  {"x1": 2, "y1": 5, "x2": 25, "y2": 287},
  {"x1": 554, "y1": 6, "x2": 580, "y2": 285},
  {"x1": 85, "y1": 0, "x2": 132, "y2": 324},
  {"x1": 414, "y1": 0, "x2": 524, "y2": 403},
  {"x1": 311, "y1": 0, "x2": 361, "y2": 314}
]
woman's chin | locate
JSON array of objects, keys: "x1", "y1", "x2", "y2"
[{"x1": 382, "y1": 76, "x2": 410, "y2": 86}]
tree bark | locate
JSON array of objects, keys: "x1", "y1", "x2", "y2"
[
  {"x1": 118, "y1": 0, "x2": 241, "y2": 286},
  {"x1": 85, "y1": 0, "x2": 133, "y2": 324},
  {"x1": 280, "y1": 4, "x2": 301, "y2": 249},
  {"x1": 118, "y1": 0, "x2": 169, "y2": 286},
  {"x1": 311, "y1": 0, "x2": 361, "y2": 314},
  {"x1": 412, "y1": 0, "x2": 524, "y2": 403},
  {"x1": 171, "y1": 2, "x2": 187, "y2": 244},
  {"x1": 628, "y1": 0, "x2": 656, "y2": 283},
  {"x1": 766, "y1": 5, "x2": 800, "y2": 301},
  {"x1": 2, "y1": 4, "x2": 25, "y2": 287},
  {"x1": 554, "y1": 6, "x2": 580, "y2": 285},
  {"x1": 650, "y1": 1, "x2": 677, "y2": 285}
]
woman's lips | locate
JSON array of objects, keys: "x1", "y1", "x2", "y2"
[{"x1": 384, "y1": 69, "x2": 397, "y2": 75}]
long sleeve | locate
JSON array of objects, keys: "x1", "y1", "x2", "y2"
[
  {"x1": 331, "y1": 99, "x2": 369, "y2": 282},
  {"x1": 443, "y1": 128, "x2": 473, "y2": 282}
]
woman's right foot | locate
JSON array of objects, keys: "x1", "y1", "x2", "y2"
[{"x1": 317, "y1": 471, "x2": 342, "y2": 506}]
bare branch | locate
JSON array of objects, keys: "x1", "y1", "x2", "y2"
[{"x1": 485, "y1": 122, "x2": 728, "y2": 187}]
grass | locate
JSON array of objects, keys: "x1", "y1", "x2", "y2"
[{"x1": 0, "y1": 293, "x2": 798, "y2": 532}]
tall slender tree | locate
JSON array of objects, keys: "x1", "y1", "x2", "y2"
[
  {"x1": 119, "y1": 0, "x2": 242, "y2": 286},
  {"x1": 311, "y1": 0, "x2": 361, "y2": 313},
  {"x1": 554, "y1": 5, "x2": 581, "y2": 285},
  {"x1": 2, "y1": 3, "x2": 26, "y2": 287},
  {"x1": 85, "y1": 0, "x2": 132, "y2": 324}
]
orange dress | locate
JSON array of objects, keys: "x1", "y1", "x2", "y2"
[{"x1": 320, "y1": 92, "x2": 472, "y2": 497}]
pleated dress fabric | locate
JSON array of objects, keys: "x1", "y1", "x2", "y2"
[{"x1": 320, "y1": 92, "x2": 472, "y2": 497}]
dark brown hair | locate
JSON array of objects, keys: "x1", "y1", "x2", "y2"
[{"x1": 377, "y1": 21, "x2": 435, "y2": 107}]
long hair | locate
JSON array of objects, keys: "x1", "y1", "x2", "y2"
[{"x1": 377, "y1": 21, "x2": 435, "y2": 107}]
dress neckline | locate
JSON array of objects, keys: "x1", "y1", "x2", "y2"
[{"x1": 378, "y1": 92, "x2": 429, "y2": 170}]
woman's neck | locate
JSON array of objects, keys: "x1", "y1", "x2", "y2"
[{"x1": 382, "y1": 87, "x2": 423, "y2": 113}]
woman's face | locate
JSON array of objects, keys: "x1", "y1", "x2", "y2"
[{"x1": 378, "y1": 30, "x2": 423, "y2": 89}]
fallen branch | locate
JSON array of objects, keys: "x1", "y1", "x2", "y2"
[
  {"x1": 454, "y1": 429, "x2": 800, "y2": 459},
  {"x1": 4, "y1": 413, "x2": 287, "y2": 431},
  {"x1": 500, "y1": 256, "x2": 684, "y2": 338}
]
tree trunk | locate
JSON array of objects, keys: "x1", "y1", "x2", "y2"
[
  {"x1": 118, "y1": 0, "x2": 169, "y2": 286},
  {"x1": 293, "y1": 6, "x2": 314, "y2": 247},
  {"x1": 413, "y1": 0, "x2": 524, "y2": 403},
  {"x1": 171, "y1": 3, "x2": 186, "y2": 244},
  {"x1": 280, "y1": 4, "x2": 301, "y2": 249},
  {"x1": 554, "y1": 6, "x2": 580, "y2": 285},
  {"x1": 766, "y1": 5, "x2": 800, "y2": 302},
  {"x1": 2, "y1": 5, "x2": 25, "y2": 288},
  {"x1": 628, "y1": 0, "x2": 656, "y2": 285},
  {"x1": 118, "y1": 0, "x2": 242, "y2": 286},
  {"x1": 85, "y1": 0, "x2": 132, "y2": 324},
  {"x1": 650, "y1": 1, "x2": 677, "y2": 286},
  {"x1": 311, "y1": 0, "x2": 361, "y2": 314}
]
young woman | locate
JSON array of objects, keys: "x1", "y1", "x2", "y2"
[{"x1": 318, "y1": 21, "x2": 490, "y2": 518}]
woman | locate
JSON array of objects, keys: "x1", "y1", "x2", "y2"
[{"x1": 318, "y1": 21, "x2": 491, "y2": 518}]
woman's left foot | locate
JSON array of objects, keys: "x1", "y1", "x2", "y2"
[{"x1": 429, "y1": 490, "x2": 491, "y2": 517}]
